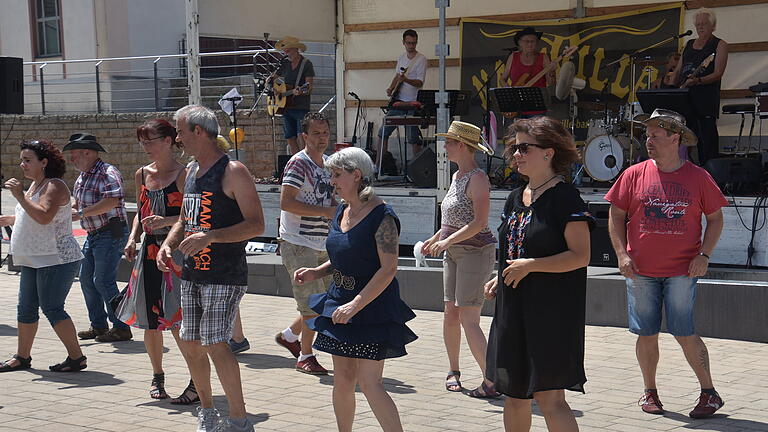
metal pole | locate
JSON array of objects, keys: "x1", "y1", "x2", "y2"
[
  {"x1": 435, "y1": 0, "x2": 450, "y2": 198},
  {"x1": 185, "y1": 0, "x2": 201, "y2": 105},
  {"x1": 95, "y1": 60, "x2": 103, "y2": 113},
  {"x1": 575, "y1": 0, "x2": 586, "y2": 18},
  {"x1": 154, "y1": 57, "x2": 161, "y2": 111},
  {"x1": 39, "y1": 64, "x2": 47, "y2": 115},
  {"x1": 335, "y1": 0, "x2": 346, "y2": 144}
]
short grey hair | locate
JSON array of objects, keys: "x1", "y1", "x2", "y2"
[
  {"x1": 174, "y1": 105, "x2": 219, "y2": 138},
  {"x1": 695, "y1": 8, "x2": 716, "y2": 27},
  {"x1": 326, "y1": 147, "x2": 375, "y2": 202}
]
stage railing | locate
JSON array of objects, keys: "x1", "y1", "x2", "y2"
[{"x1": 20, "y1": 47, "x2": 336, "y2": 115}]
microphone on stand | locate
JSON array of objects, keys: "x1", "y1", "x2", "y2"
[{"x1": 674, "y1": 30, "x2": 693, "y2": 39}]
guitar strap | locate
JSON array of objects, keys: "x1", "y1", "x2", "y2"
[{"x1": 294, "y1": 58, "x2": 308, "y2": 88}]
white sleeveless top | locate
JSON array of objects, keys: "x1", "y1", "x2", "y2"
[{"x1": 10, "y1": 179, "x2": 84, "y2": 268}]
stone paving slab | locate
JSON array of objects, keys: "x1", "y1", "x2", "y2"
[{"x1": 0, "y1": 269, "x2": 766, "y2": 432}]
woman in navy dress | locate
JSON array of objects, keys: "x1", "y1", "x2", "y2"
[{"x1": 294, "y1": 147, "x2": 416, "y2": 432}]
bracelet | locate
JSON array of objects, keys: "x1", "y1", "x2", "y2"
[{"x1": 698, "y1": 252, "x2": 710, "y2": 259}]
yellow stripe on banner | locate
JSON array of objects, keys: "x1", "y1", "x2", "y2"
[{"x1": 459, "y1": 2, "x2": 685, "y2": 27}]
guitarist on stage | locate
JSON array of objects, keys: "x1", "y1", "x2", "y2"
[
  {"x1": 500, "y1": 27, "x2": 554, "y2": 118},
  {"x1": 377, "y1": 29, "x2": 428, "y2": 172},
  {"x1": 275, "y1": 36, "x2": 316, "y2": 155},
  {"x1": 670, "y1": 8, "x2": 729, "y2": 166}
]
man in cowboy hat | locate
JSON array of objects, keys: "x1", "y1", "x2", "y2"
[
  {"x1": 501, "y1": 26, "x2": 554, "y2": 117},
  {"x1": 64, "y1": 133, "x2": 131, "y2": 343},
  {"x1": 274, "y1": 35, "x2": 315, "y2": 155},
  {"x1": 605, "y1": 109, "x2": 727, "y2": 419}
]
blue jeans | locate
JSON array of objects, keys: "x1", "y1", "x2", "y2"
[
  {"x1": 283, "y1": 108, "x2": 309, "y2": 139},
  {"x1": 378, "y1": 108, "x2": 423, "y2": 145},
  {"x1": 17, "y1": 260, "x2": 81, "y2": 326},
  {"x1": 626, "y1": 275, "x2": 698, "y2": 337},
  {"x1": 80, "y1": 227, "x2": 129, "y2": 329}
]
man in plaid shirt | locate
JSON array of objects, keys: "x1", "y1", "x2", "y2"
[{"x1": 64, "y1": 133, "x2": 132, "y2": 343}]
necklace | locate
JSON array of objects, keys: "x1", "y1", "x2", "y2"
[{"x1": 528, "y1": 175, "x2": 560, "y2": 193}]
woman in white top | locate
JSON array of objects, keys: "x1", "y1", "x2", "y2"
[{"x1": 0, "y1": 140, "x2": 86, "y2": 373}]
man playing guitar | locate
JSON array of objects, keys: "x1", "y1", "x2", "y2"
[
  {"x1": 377, "y1": 29, "x2": 427, "y2": 172},
  {"x1": 275, "y1": 36, "x2": 315, "y2": 155},
  {"x1": 501, "y1": 27, "x2": 555, "y2": 117}
]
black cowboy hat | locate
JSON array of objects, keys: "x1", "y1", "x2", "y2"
[
  {"x1": 63, "y1": 133, "x2": 107, "y2": 152},
  {"x1": 514, "y1": 27, "x2": 543, "y2": 45}
]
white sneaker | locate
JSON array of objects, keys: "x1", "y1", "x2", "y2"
[
  {"x1": 196, "y1": 407, "x2": 220, "y2": 432},
  {"x1": 212, "y1": 417, "x2": 254, "y2": 432}
]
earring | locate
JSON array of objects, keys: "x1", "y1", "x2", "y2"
[{"x1": 543, "y1": 156, "x2": 549, "y2": 160}]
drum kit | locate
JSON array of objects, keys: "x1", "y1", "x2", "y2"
[{"x1": 556, "y1": 59, "x2": 648, "y2": 183}]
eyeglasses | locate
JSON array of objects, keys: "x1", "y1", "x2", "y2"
[
  {"x1": 138, "y1": 136, "x2": 164, "y2": 146},
  {"x1": 509, "y1": 142, "x2": 547, "y2": 154}
]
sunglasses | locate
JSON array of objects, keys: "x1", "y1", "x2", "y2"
[{"x1": 509, "y1": 142, "x2": 547, "y2": 154}]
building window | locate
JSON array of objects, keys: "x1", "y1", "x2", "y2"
[{"x1": 34, "y1": 0, "x2": 62, "y2": 57}]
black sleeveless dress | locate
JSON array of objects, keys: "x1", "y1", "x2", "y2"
[
  {"x1": 181, "y1": 155, "x2": 248, "y2": 286},
  {"x1": 680, "y1": 36, "x2": 722, "y2": 165}
]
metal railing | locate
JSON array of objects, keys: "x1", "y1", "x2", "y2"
[{"x1": 21, "y1": 46, "x2": 336, "y2": 115}]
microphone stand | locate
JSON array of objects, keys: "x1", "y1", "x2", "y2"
[
  {"x1": 602, "y1": 34, "x2": 679, "y2": 164},
  {"x1": 222, "y1": 96, "x2": 243, "y2": 161},
  {"x1": 350, "y1": 95, "x2": 362, "y2": 145}
]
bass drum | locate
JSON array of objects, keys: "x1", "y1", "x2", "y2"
[{"x1": 582, "y1": 135, "x2": 624, "y2": 181}]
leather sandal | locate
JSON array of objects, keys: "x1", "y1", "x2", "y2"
[
  {"x1": 150, "y1": 373, "x2": 169, "y2": 399},
  {"x1": 170, "y1": 379, "x2": 200, "y2": 405},
  {"x1": 468, "y1": 381, "x2": 501, "y2": 399},
  {"x1": 0, "y1": 354, "x2": 31, "y2": 372},
  {"x1": 445, "y1": 370, "x2": 462, "y2": 392},
  {"x1": 49, "y1": 355, "x2": 87, "y2": 372}
]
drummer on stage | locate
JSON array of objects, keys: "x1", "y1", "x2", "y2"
[{"x1": 501, "y1": 27, "x2": 554, "y2": 117}]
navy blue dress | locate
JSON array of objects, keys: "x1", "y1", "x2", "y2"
[{"x1": 308, "y1": 203, "x2": 417, "y2": 360}]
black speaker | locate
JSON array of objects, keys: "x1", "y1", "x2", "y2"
[
  {"x1": 0, "y1": 57, "x2": 24, "y2": 114},
  {"x1": 588, "y1": 202, "x2": 618, "y2": 267},
  {"x1": 704, "y1": 157, "x2": 762, "y2": 193},
  {"x1": 408, "y1": 147, "x2": 436, "y2": 188}
]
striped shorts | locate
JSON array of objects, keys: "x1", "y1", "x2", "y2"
[{"x1": 180, "y1": 280, "x2": 246, "y2": 346}]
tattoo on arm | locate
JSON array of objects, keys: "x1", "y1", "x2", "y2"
[{"x1": 375, "y1": 215, "x2": 399, "y2": 255}]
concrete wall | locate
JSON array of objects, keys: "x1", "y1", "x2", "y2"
[{"x1": 0, "y1": 109, "x2": 339, "y2": 200}]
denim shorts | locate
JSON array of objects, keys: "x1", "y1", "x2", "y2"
[
  {"x1": 626, "y1": 275, "x2": 697, "y2": 337},
  {"x1": 282, "y1": 108, "x2": 309, "y2": 139}
]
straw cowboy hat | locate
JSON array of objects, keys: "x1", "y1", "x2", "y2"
[
  {"x1": 275, "y1": 36, "x2": 306, "y2": 52},
  {"x1": 632, "y1": 108, "x2": 698, "y2": 147},
  {"x1": 63, "y1": 133, "x2": 107, "y2": 152},
  {"x1": 437, "y1": 121, "x2": 494, "y2": 155}
]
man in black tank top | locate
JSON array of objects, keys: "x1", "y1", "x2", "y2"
[
  {"x1": 672, "y1": 9, "x2": 729, "y2": 167},
  {"x1": 157, "y1": 105, "x2": 265, "y2": 432}
]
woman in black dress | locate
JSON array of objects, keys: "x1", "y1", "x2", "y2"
[{"x1": 484, "y1": 117, "x2": 593, "y2": 431}]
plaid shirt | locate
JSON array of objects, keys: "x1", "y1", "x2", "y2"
[{"x1": 73, "y1": 159, "x2": 128, "y2": 232}]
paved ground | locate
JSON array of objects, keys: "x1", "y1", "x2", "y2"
[{"x1": 0, "y1": 266, "x2": 766, "y2": 432}]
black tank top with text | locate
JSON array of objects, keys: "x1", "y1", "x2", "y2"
[{"x1": 181, "y1": 155, "x2": 247, "y2": 285}]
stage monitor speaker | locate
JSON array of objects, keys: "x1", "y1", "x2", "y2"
[
  {"x1": 588, "y1": 202, "x2": 618, "y2": 267},
  {"x1": 0, "y1": 57, "x2": 24, "y2": 114},
  {"x1": 704, "y1": 157, "x2": 762, "y2": 186},
  {"x1": 408, "y1": 147, "x2": 437, "y2": 188}
]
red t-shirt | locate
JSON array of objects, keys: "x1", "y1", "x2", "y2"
[{"x1": 605, "y1": 160, "x2": 727, "y2": 277}]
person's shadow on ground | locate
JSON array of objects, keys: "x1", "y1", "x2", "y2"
[{"x1": 27, "y1": 368, "x2": 124, "y2": 389}]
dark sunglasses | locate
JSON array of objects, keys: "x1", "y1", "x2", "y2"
[{"x1": 509, "y1": 142, "x2": 547, "y2": 154}]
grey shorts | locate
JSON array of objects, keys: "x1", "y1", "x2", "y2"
[
  {"x1": 443, "y1": 244, "x2": 496, "y2": 307},
  {"x1": 280, "y1": 241, "x2": 331, "y2": 316},
  {"x1": 180, "y1": 280, "x2": 246, "y2": 346}
]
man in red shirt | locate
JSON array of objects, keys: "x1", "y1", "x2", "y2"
[{"x1": 606, "y1": 109, "x2": 727, "y2": 419}]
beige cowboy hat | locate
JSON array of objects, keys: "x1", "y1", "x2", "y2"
[
  {"x1": 436, "y1": 121, "x2": 494, "y2": 155},
  {"x1": 275, "y1": 36, "x2": 307, "y2": 52},
  {"x1": 632, "y1": 108, "x2": 698, "y2": 147}
]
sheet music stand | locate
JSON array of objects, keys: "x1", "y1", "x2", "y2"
[
  {"x1": 490, "y1": 87, "x2": 546, "y2": 113},
  {"x1": 636, "y1": 88, "x2": 695, "y2": 120},
  {"x1": 417, "y1": 90, "x2": 470, "y2": 117}
]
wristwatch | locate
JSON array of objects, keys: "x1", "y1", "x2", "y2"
[
  {"x1": 77, "y1": 208, "x2": 85, "y2": 219},
  {"x1": 698, "y1": 252, "x2": 710, "y2": 259}
]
